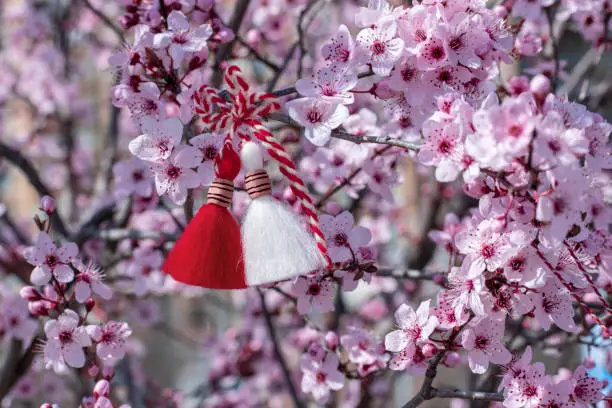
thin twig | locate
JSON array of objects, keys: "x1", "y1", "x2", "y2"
[
  {"x1": 296, "y1": 0, "x2": 322, "y2": 77},
  {"x1": 333, "y1": 130, "x2": 422, "y2": 151},
  {"x1": 257, "y1": 288, "x2": 305, "y2": 408},
  {"x1": 0, "y1": 340, "x2": 37, "y2": 400},
  {"x1": 235, "y1": 37, "x2": 281, "y2": 72},
  {"x1": 211, "y1": 0, "x2": 252, "y2": 87},
  {"x1": 80, "y1": 0, "x2": 125, "y2": 42},
  {"x1": 0, "y1": 141, "x2": 69, "y2": 237},
  {"x1": 375, "y1": 269, "x2": 439, "y2": 280},
  {"x1": 271, "y1": 70, "x2": 374, "y2": 98},
  {"x1": 431, "y1": 388, "x2": 504, "y2": 402},
  {"x1": 544, "y1": 7, "x2": 560, "y2": 90},
  {"x1": 401, "y1": 322, "x2": 469, "y2": 408},
  {"x1": 316, "y1": 146, "x2": 392, "y2": 208},
  {"x1": 87, "y1": 228, "x2": 178, "y2": 242}
]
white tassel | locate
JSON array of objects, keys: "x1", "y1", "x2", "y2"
[{"x1": 241, "y1": 142, "x2": 324, "y2": 286}]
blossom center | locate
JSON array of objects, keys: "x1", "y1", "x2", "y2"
[
  {"x1": 172, "y1": 32, "x2": 189, "y2": 44},
  {"x1": 46, "y1": 255, "x2": 58, "y2": 268},
  {"x1": 166, "y1": 166, "x2": 182, "y2": 180},
  {"x1": 308, "y1": 284, "x2": 321, "y2": 296},
  {"x1": 480, "y1": 244, "x2": 496, "y2": 259},
  {"x1": 474, "y1": 336, "x2": 488, "y2": 349},
  {"x1": 510, "y1": 258, "x2": 524, "y2": 272},
  {"x1": 101, "y1": 331, "x2": 116, "y2": 344},
  {"x1": 371, "y1": 40, "x2": 386, "y2": 55},
  {"x1": 402, "y1": 68, "x2": 416, "y2": 82},
  {"x1": 315, "y1": 372, "x2": 327, "y2": 383},
  {"x1": 523, "y1": 385, "x2": 538, "y2": 397},
  {"x1": 553, "y1": 198, "x2": 566, "y2": 215},
  {"x1": 431, "y1": 46, "x2": 445, "y2": 60},
  {"x1": 59, "y1": 331, "x2": 73, "y2": 344},
  {"x1": 334, "y1": 233, "x2": 349, "y2": 247},
  {"x1": 508, "y1": 124, "x2": 523, "y2": 138},
  {"x1": 203, "y1": 146, "x2": 217, "y2": 161},
  {"x1": 449, "y1": 36, "x2": 464, "y2": 51},
  {"x1": 158, "y1": 141, "x2": 169, "y2": 155},
  {"x1": 415, "y1": 29, "x2": 427, "y2": 42},
  {"x1": 307, "y1": 109, "x2": 322, "y2": 124},
  {"x1": 438, "y1": 139, "x2": 454, "y2": 155}
]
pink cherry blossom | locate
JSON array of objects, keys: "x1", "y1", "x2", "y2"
[
  {"x1": 127, "y1": 82, "x2": 166, "y2": 124},
  {"x1": 528, "y1": 278, "x2": 578, "y2": 333},
  {"x1": 149, "y1": 145, "x2": 202, "y2": 205},
  {"x1": 43, "y1": 309, "x2": 92, "y2": 370},
  {"x1": 385, "y1": 300, "x2": 438, "y2": 359},
  {"x1": 356, "y1": 20, "x2": 404, "y2": 76},
  {"x1": 24, "y1": 232, "x2": 78, "y2": 285},
  {"x1": 499, "y1": 346, "x2": 534, "y2": 392},
  {"x1": 87, "y1": 321, "x2": 132, "y2": 365},
  {"x1": 341, "y1": 326, "x2": 388, "y2": 376},
  {"x1": 418, "y1": 121, "x2": 465, "y2": 182},
  {"x1": 571, "y1": 365, "x2": 605, "y2": 405},
  {"x1": 153, "y1": 10, "x2": 212, "y2": 68},
  {"x1": 112, "y1": 157, "x2": 153, "y2": 200},
  {"x1": 292, "y1": 276, "x2": 335, "y2": 315},
  {"x1": 455, "y1": 219, "x2": 528, "y2": 276},
  {"x1": 1, "y1": 296, "x2": 37, "y2": 343},
  {"x1": 73, "y1": 261, "x2": 112, "y2": 303},
  {"x1": 319, "y1": 211, "x2": 371, "y2": 263},
  {"x1": 322, "y1": 25, "x2": 355, "y2": 65},
  {"x1": 300, "y1": 352, "x2": 345, "y2": 404},
  {"x1": 128, "y1": 117, "x2": 183, "y2": 162},
  {"x1": 461, "y1": 317, "x2": 512, "y2": 374},
  {"x1": 296, "y1": 66, "x2": 358, "y2": 105},
  {"x1": 503, "y1": 362, "x2": 548, "y2": 408},
  {"x1": 446, "y1": 264, "x2": 486, "y2": 317},
  {"x1": 189, "y1": 132, "x2": 225, "y2": 186},
  {"x1": 286, "y1": 97, "x2": 349, "y2": 146}
]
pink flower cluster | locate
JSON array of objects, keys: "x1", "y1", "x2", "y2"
[
  {"x1": 288, "y1": 0, "x2": 512, "y2": 148},
  {"x1": 500, "y1": 347, "x2": 605, "y2": 407}
]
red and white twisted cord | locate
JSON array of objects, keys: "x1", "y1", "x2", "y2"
[
  {"x1": 248, "y1": 120, "x2": 332, "y2": 269},
  {"x1": 193, "y1": 65, "x2": 331, "y2": 269}
]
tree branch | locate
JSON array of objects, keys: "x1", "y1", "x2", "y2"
[
  {"x1": 0, "y1": 339, "x2": 37, "y2": 401},
  {"x1": 375, "y1": 269, "x2": 439, "y2": 280},
  {"x1": 431, "y1": 388, "x2": 504, "y2": 402},
  {"x1": 401, "y1": 323, "x2": 468, "y2": 408},
  {"x1": 211, "y1": 0, "x2": 252, "y2": 87},
  {"x1": 271, "y1": 70, "x2": 374, "y2": 98},
  {"x1": 80, "y1": 0, "x2": 125, "y2": 43},
  {"x1": 0, "y1": 141, "x2": 69, "y2": 237},
  {"x1": 257, "y1": 288, "x2": 305, "y2": 408},
  {"x1": 316, "y1": 146, "x2": 392, "y2": 208}
]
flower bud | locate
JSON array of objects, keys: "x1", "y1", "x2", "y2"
[
  {"x1": 28, "y1": 301, "x2": 49, "y2": 317},
  {"x1": 93, "y1": 379, "x2": 110, "y2": 398},
  {"x1": 325, "y1": 202, "x2": 342, "y2": 215},
  {"x1": 444, "y1": 352, "x2": 461, "y2": 368},
  {"x1": 101, "y1": 365, "x2": 115, "y2": 380},
  {"x1": 20, "y1": 286, "x2": 42, "y2": 301},
  {"x1": 40, "y1": 404, "x2": 53, "y2": 408},
  {"x1": 88, "y1": 364, "x2": 100, "y2": 377},
  {"x1": 39, "y1": 196, "x2": 56, "y2": 215},
  {"x1": 530, "y1": 74, "x2": 551, "y2": 99},
  {"x1": 493, "y1": 5, "x2": 508, "y2": 18},
  {"x1": 307, "y1": 342, "x2": 325, "y2": 361},
  {"x1": 422, "y1": 343, "x2": 438, "y2": 358},
  {"x1": 324, "y1": 332, "x2": 339, "y2": 351},
  {"x1": 85, "y1": 298, "x2": 96, "y2": 312},
  {"x1": 583, "y1": 357, "x2": 596, "y2": 369}
]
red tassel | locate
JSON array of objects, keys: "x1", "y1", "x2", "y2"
[{"x1": 162, "y1": 141, "x2": 247, "y2": 290}]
